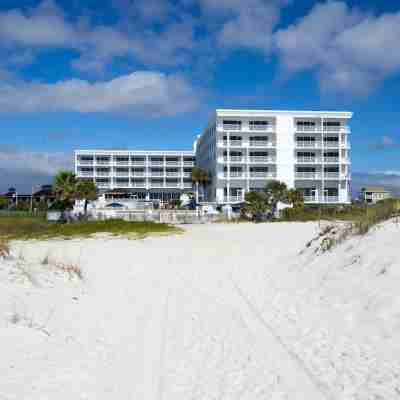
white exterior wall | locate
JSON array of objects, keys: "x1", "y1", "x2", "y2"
[
  {"x1": 196, "y1": 109, "x2": 353, "y2": 205},
  {"x1": 275, "y1": 114, "x2": 295, "y2": 188}
]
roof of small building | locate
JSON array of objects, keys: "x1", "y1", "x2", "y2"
[{"x1": 361, "y1": 187, "x2": 390, "y2": 193}]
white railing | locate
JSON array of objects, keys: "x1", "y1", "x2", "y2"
[
  {"x1": 224, "y1": 172, "x2": 244, "y2": 178},
  {"x1": 183, "y1": 182, "x2": 193, "y2": 188},
  {"x1": 303, "y1": 196, "x2": 317, "y2": 203},
  {"x1": 150, "y1": 172, "x2": 164, "y2": 177},
  {"x1": 249, "y1": 156, "x2": 275, "y2": 163},
  {"x1": 324, "y1": 172, "x2": 340, "y2": 179},
  {"x1": 78, "y1": 160, "x2": 93, "y2": 165},
  {"x1": 131, "y1": 182, "x2": 146, "y2": 187},
  {"x1": 296, "y1": 157, "x2": 320, "y2": 163},
  {"x1": 249, "y1": 141, "x2": 270, "y2": 147},
  {"x1": 223, "y1": 124, "x2": 241, "y2": 131},
  {"x1": 166, "y1": 172, "x2": 180, "y2": 177},
  {"x1": 96, "y1": 172, "x2": 111, "y2": 177},
  {"x1": 296, "y1": 141, "x2": 322, "y2": 148},
  {"x1": 78, "y1": 171, "x2": 94, "y2": 176},
  {"x1": 96, "y1": 183, "x2": 110, "y2": 188},
  {"x1": 115, "y1": 171, "x2": 129, "y2": 177},
  {"x1": 223, "y1": 156, "x2": 243, "y2": 162},
  {"x1": 182, "y1": 172, "x2": 191, "y2": 178},
  {"x1": 250, "y1": 172, "x2": 275, "y2": 178},
  {"x1": 166, "y1": 161, "x2": 180, "y2": 166},
  {"x1": 150, "y1": 161, "x2": 163, "y2": 166},
  {"x1": 96, "y1": 160, "x2": 111, "y2": 165},
  {"x1": 229, "y1": 140, "x2": 243, "y2": 147},
  {"x1": 324, "y1": 142, "x2": 340, "y2": 148},
  {"x1": 115, "y1": 161, "x2": 130, "y2": 166},
  {"x1": 183, "y1": 161, "x2": 194, "y2": 166},
  {"x1": 131, "y1": 161, "x2": 145, "y2": 166},
  {"x1": 295, "y1": 172, "x2": 322, "y2": 179},
  {"x1": 131, "y1": 172, "x2": 145, "y2": 177},
  {"x1": 165, "y1": 182, "x2": 180, "y2": 188},
  {"x1": 249, "y1": 125, "x2": 270, "y2": 131},
  {"x1": 324, "y1": 157, "x2": 339, "y2": 163},
  {"x1": 224, "y1": 195, "x2": 243, "y2": 202},
  {"x1": 324, "y1": 196, "x2": 339, "y2": 202}
]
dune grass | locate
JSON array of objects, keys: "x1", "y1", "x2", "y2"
[
  {"x1": 281, "y1": 198, "x2": 400, "y2": 235},
  {"x1": 0, "y1": 216, "x2": 182, "y2": 242}
]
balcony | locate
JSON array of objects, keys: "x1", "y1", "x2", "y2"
[
  {"x1": 115, "y1": 160, "x2": 130, "y2": 166},
  {"x1": 182, "y1": 172, "x2": 192, "y2": 178},
  {"x1": 295, "y1": 141, "x2": 322, "y2": 148},
  {"x1": 296, "y1": 157, "x2": 321, "y2": 163},
  {"x1": 223, "y1": 124, "x2": 241, "y2": 131},
  {"x1": 223, "y1": 156, "x2": 243, "y2": 162},
  {"x1": 223, "y1": 172, "x2": 244, "y2": 178},
  {"x1": 303, "y1": 195, "x2": 318, "y2": 203},
  {"x1": 115, "y1": 171, "x2": 129, "y2": 177},
  {"x1": 78, "y1": 170, "x2": 94, "y2": 177},
  {"x1": 324, "y1": 157, "x2": 339, "y2": 163},
  {"x1": 131, "y1": 160, "x2": 145, "y2": 166},
  {"x1": 324, "y1": 142, "x2": 340, "y2": 148},
  {"x1": 249, "y1": 156, "x2": 275, "y2": 163},
  {"x1": 324, "y1": 172, "x2": 340, "y2": 179},
  {"x1": 150, "y1": 172, "x2": 164, "y2": 177},
  {"x1": 324, "y1": 196, "x2": 339, "y2": 203},
  {"x1": 224, "y1": 195, "x2": 243, "y2": 202},
  {"x1": 78, "y1": 159, "x2": 93, "y2": 166},
  {"x1": 249, "y1": 141, "x2": 274, "y2": 148},
  {"x1": 165, "y1": 181, "x2": 180, "y2": 188},
  {"x1": 96, "y1": 182, "x2": 110, "y2": 188},
  {"x1": 295, "y1": 172, "x2": 322, "y2": 179},
  {"x1": 150, "y1": 161, "x2": 163, "y2": 166},
  {"x1": 166, "y1": 172, "x2": 180, "y2": 177},
  {"x1": 183, "y1": 182, "x2": 192, "y2": 188},
  {"x1": 131, "y1": 181, "x2": 146, "y2": 188},
  {"x1": 166, "y1": 160, "x2": 180, "y2": 166},
  {"x1": 96, "y1": 171, "x2": 111, "y2": 177},
  {"x1": 250, "y1": 172, "x2": 275, "y2": 178},
  {"x1": 249, "y1": 124, "x2": 273, "y2": 131},
  {"x1": 183, "y1": 161, "x2": 194, "y2": 166},
  {"x1": 96, "y1": 159, "x2": 111, "y2": 165}
]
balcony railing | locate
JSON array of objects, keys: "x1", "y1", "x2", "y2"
[
  {"x1": 115, "y1": 161, "x2": 130, "y2": 166},
  {"x1": 324, "y1": 172, "x2": 340, "y2": 179},
  {"x1": 78, "y1": 171, "x2": 94, "y2": 176},
  {"x1": 324, "y1": 142, "x2": 340, "y2": 148},
  {"x1": 166, "y1": 161, "x2": 180, "y2": 166},
  {"x1": 183, "y1": 161, "x2": 194, "y2": 166},
  {"x1": 223, "y1": 156, "x2": 243, "y2": 162},
  {"x1": 115, "y1": 171, "x2": 129, "y2": 177},
  {"x1": 249, "y1": 125, "x2": 271, "y2": 131},
  {"x1": 150, "y1": 161, "x2": 163, "y2": 166},
  {"x1": 296, "y1": 157, "x2": 321, "y2": 163},
  {"x1": 131, "y1": 172, "x2": 145, "y2": 177},
  {"x1": 78, "y1": 160, "x2": 93, "y2": 165},
  {"x1": 223, "y1": 124, "x2": 241, "y2": 131},
  {"x1": 165, "y1": 182, "x2": 180, "y2": 188},
  {"x1": 150, "y1": 172, "x2": 164, "y2": 177},
  {"x1": 96, "y1": 172, "x2": 111, "y2": 177},
  {"x1": 183, "y1": 182, "x2": 193, "y2": 188},
  {"x1": 224, "y1": 171, "x2": 244, "y2": 178},
  {"x1": 249, "y1": 156, "x2": 275, "y2": 163},
  {"x1": 324, "y1": 157, "x2": 339, "y2": 163},
  {"x1": 295, "y1": 172, "x2": 322, "y2": 179},
  {"x1": 296, "y1": 141, "x2": 322, "y2": 148},
  {"x1": 131, "y1": 160, "x2": 145, "y2": 166},
  {"x1": 131, "y1": 181, "x2": 146, "y2": 187},
  {"x1": 96, "y1": 160, "x2": 111, "y2": 165},
  {"x1": 303, "y1": 195, "x2": 318, "y2": 203},
  {"x1": 250, "y1": 172, "x2": 275, "y2": 178},
  {"x1": 224, "y1": 195, "x2": 243, "y2": 202},
  {"x1": 182, "y1": 172, "x2": 192, "y2": 178},
  {"x1": 249, "y1": 141, "x2": 271, "y2": 147},
  {"x1": 325, "y1": 196, "x2": 339, "y2": 202},
  {"x1": 166, "y1": 172, "x2": 180, "y2": 177},
  {"x1": 96, "y1": 183, "x2": 110, "y2": 188}
]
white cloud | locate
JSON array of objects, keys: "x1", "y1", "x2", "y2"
[
  {"x1": 199, "y1": 0, "x2": 287, "y2": 53},
  {"x1": 0, "y1": 72, "x2": 199, "y2": 116},
  {"x1": 274, "y1": 1, "x2": 400, "y2": 95},
  {"x1": 0, "y1": 0, "x2": 197, "y2": 71}
]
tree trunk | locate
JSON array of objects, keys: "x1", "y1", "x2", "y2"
[{"x1": 84, "y1": 198, "x2": 88, "y2": 216}]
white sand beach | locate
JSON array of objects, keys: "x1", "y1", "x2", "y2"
[{"x1": 1, "y1": 221, "x2": 400, "y2": 399}]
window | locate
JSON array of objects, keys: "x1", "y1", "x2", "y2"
[
  {"x1": 297, "y1": 120, "x2": 316, "y2": 127},
  {"x1": 323, "y1": 121, "x2": 341, "y2": 127}
]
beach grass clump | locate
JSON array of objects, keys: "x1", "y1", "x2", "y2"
[{"x1": 0, "y1": 216, "x2": 182, "y2": 242}]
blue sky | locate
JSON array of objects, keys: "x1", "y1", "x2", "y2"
[{"x1": 0, "y1": 0, "x2": 399, "y2": 193}]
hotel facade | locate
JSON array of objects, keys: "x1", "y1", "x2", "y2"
[{"x1": 75, "y1": 109, "x2": 352, "y2": 204}]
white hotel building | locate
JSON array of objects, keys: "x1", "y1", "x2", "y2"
[{"x1": 75, "y1": 109, "x2": 352, "y2": 204}]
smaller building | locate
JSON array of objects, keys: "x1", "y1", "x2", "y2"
[{"x1": 359, "y1": 187, "x2": 391, "y2": 204}]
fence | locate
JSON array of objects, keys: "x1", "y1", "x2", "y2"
[{"x1": 88, "y1": 209, "x2": 220, "y2": 224}]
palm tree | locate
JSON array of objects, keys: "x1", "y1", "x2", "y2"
[
  {"x1": 191, "y1": 167, "x2": 210, "y2": 204},
  {"x1": 53, "y1": 171, "x2": 77, "y2": 201},
  {"x1": 76, "y1": 179, "x2": 97, "y2": 215},
  {"x1": 242, "y1": 191, "x2": 267, "y2": 222},
  {"x1": 287, "y1": 188, "x2": 304, "y2": 209},
  {"x1": 264, "y1": 180, "x2": 288, "y2": 214}
]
